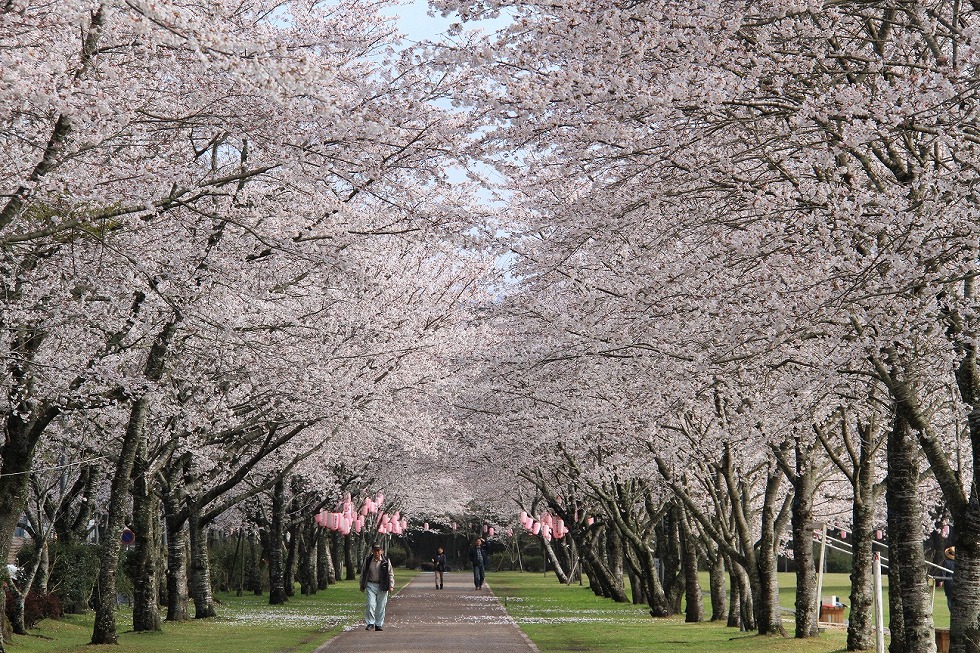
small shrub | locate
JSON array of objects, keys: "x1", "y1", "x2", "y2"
[
  {"x1": 4, "y1": 588, "x2": 63, "y2": 628},
  {"x1": 47, "y1": 540, "x2": 99, "y2": 613},
  {"x1": 386, "y1": 547, "x2": 407, "y2": 567}
]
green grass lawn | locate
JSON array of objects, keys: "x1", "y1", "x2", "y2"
[
  {"x1": 4, "y1": 571, "x2": 418, "y2": 653},
  {"x1": 4, "y1": 569, "x2": 946, "y2": 653},
  {"x1": 489, "y1": 571, "x2": 875, "y2": 653}
]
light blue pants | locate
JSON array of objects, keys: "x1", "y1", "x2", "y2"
[{"x1": 365, "y1": 582, "x2": 389, "y2": 627}]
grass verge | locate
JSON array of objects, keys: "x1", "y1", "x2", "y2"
[
  {"x1": 490, "y1": 571, "x2": 854, "y2": 653},
  {"x1": 4, "y1": 571, "x2": 418, "y2": 653}
]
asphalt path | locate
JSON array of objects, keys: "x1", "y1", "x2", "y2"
[{"x1": 313, "y1": 570, "x2": 540, "y2": 653}]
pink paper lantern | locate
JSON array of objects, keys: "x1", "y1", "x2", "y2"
[
  {"x1": 424, "y1": 522, "x2": 429, "y2": 530},
  {"x1": 942, "y1": 523, "x2": 950, "y2": 538},
  {"x1": 587, "y1": 517, "x2": 595, "y2": 526},
  {"x1": 532, "y1": 522, "x2": 541, "y2": 535},
  {"x1": 876, "y1": 530, "x2": 883, "y2": 539},
  {"x1": 520, "y1": 511, "x2": 528, "y2": 523}
]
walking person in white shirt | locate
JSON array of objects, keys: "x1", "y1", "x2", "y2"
[{"x1": 360, "y1": 543, "x2": 395, "y2": 631}]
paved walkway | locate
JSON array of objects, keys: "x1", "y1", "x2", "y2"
[{"x1": 314, "y1": 571, "x2": 539, "y2": 653}]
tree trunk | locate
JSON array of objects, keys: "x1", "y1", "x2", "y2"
[
  {"x1": 284, "y1": 521, "x2": 298, "y2": 597},
  {"x1": 0, "y1": 417, "x2": 50, "y2": 646},
  {"x1": 542, "y1": 535, "x2": 569, "y2": 583},
  {"x1": 950, "y1": 495, "x2": 980, "y2": 653},
  {"x1": 132, "y1": 445, "x2": 163, "y2": 632},
  {"x1": 679, "y1": 507, "x2": 703, "y2": 623},
  {"x1": 948, "y1": 331, "x2": 980, "y2": 653},
  {"x1": 888, "y1": 509, "x2": 907, "y2": 653},
  {"x1": 316, "y1": 531, "x2": 330, "y2": 589},
  {"x1": 188, "y1": 512, "x2": 216, "y2": 618},
  {"x1": 731, "y1": 558, "x2": 755, "y2": 631},
  {"x1": 165, "y1": 517, "x2": 190, "y2": 621},
  {"x1": 9, "y1": 593, "x2": 25, "y2": 637},
  {"x1": 888, "y1": 410, "x2": 936, "y2": 652},
  {"x1": 789, "y1": 453, "x2": 818, "y2": 638},
  {"x1": 268, "y1": 477, "x2": 287, "y2": 605},
  {"x1": 91, "y1": 395, "x2": 151, "y2": 644},
  {"x1": 299, "y1": 528, "x2": 316, "y2": 595},
  {"x1": 248, "y1": 533, "x2": 263, "y2": 595},
  {"x1": 37, "y1": 540, "x2": 49, "y2": 593},
  {"x1": 567, "y1": 538, "x2": 582, "y2": 583},
  {"x1": 755, "y1": 468, "x2": 787, "y2": 636},
  {"x1": 849, "y1": 473, "x2": 877, "y2": 651},
  {"x1": 728, "y1": 557, "x2": 743, "y2": 629},
  {"x1": 661, "y1": 506, "x2": 684, "y2": 615},
  {"x1": 344, "y1": 533, "x2": 356, "y2": 581},
  {"x1": 329, "y1": 532, "x2": 342, "y2": 583},
  {"x1": 709, "y1": 550, "x2": 729, "y2": 622},
  {"x1": 230, "y1": 529, "x2": 244, "y2": 595},
  {"x1": 92, "y1": 317, "x2": 175, "y2": 644},
  {"x1": 627, "y1": 567, "x2": 646, "y2": 605},
  {"x1": 580, "y1": 530, "x2": 628, "y2": 602}
]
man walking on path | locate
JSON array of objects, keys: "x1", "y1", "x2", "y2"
[
  {"x1": 432, "y1": 546, "x2": 447, "y2": 589},
  {"x1": 360, "y1": 543, "x2": 395, "y2": 631},
  {"x1": 469, "y1": 538, "x2": 488, "y2": 590}
]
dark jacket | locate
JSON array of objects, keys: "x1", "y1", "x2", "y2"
[
  {"x1": 469, "y1": 545, "x2": 488, "y2": 568},
  {"x1": 360, "y1": 554, "x2": 394, "y2": 592},
  {"x1": 433, "y1": 553, "x2": 447, "y2": 572},
  {"x1": 941, "y1": 557, "x2": 955, "y2": 594}
]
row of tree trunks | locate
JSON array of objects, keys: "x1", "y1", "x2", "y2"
[{"x1": 577, "y1": 526, "x2": 628, "y2": 602}]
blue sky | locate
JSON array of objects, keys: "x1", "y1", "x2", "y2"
[
  {"x1": 381, "y1": 0, "x2": 511, "y2": 45},
  {"x1": 382, "y1": 0, "x2": 454, "y2": 43}
]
